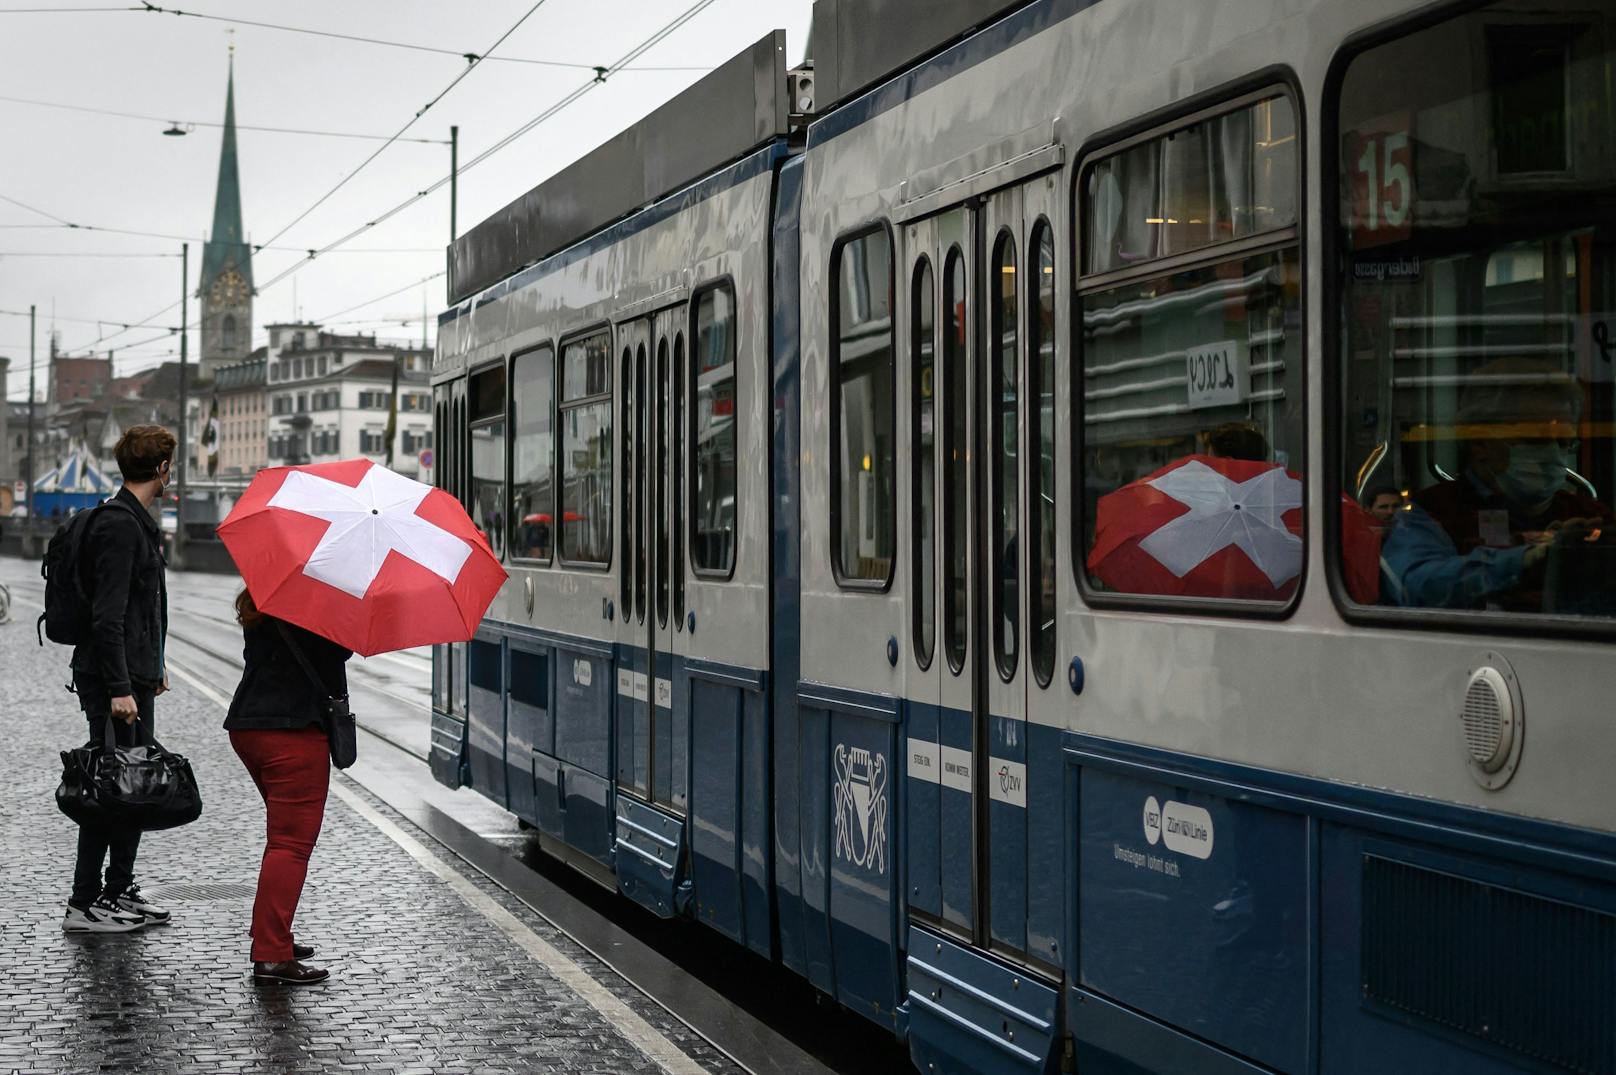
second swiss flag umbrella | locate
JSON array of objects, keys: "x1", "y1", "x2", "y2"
[
  {"x1": 1089, "y1": 454, "x2": 1305, "y2": 601},
  {"x1": 217, "y1": 458, "x2": 507, "y2": 655}
]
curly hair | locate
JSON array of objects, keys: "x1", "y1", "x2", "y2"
[
  {"x1": 113, "y1": 424, "x2": 177, "y2": 482},
  {"x1": 234, "y1": 588, "x2": 266, "y2": 629}
]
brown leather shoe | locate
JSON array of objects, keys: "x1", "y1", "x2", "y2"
[
  {"x1": 292, "y1": 943, "x2": 315, "y2": 960},
  {"x1": 252, "y1": 960, "x2": 330, "y2": 985}
]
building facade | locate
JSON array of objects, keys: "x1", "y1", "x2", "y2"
[
  {"x1": 47, "y1": 354, "x2": 112, "y2": 410},
  {"x1": 208, "y1": 351, "x2": 267, "y2": 476},
  {"x1": 265, "y1": 326, "x2": 433, "y2": 480}
]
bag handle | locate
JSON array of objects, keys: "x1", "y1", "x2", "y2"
[{"x1": 274, "y1": 620, "x2": 340, "y2": 704}]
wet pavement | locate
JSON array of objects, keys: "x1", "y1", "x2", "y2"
[{"x1": 0, "y1": 559, "x2": 740, "y2": 1075}]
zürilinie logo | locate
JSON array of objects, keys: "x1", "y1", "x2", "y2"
[{"x1": 1142, "y1": 795, "x2": 1215, "y2": 860}]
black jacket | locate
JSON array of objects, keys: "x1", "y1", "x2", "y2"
[
  {"x1": 69, "y1": 487, "x2": 168, "y2": 698},
  {"x1": 224, "y1": 616, "x2": 352, "y2": 731}
]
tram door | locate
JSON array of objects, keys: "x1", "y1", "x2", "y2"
[
  {"x1": 907, "y1": 205, "x2": 981, "y2": 936},
  {"x1": 616, "y1": 309, "x2": 684, "y2": 805},
  {"x1": 616, "y1": 319, "x2": 651, "y2": 799},
  {"x1": 910, "y1": 185, "x2": 1043, "y2": 957}
]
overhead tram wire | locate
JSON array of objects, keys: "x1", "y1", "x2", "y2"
[
  {"x1": 313, "y1": 271, "x2": 445, "y2": 324},
  {"x1": 253, "y1": 0, "x2": 554, "y2": 252},
  {"x1": 253, "y1": 0, "x2": 721, "y2": 296},
  {"x1": 125, "y1": 3, "x2": 710, "y2": 72},
  {"x1": 0, "y1": 93, "x2": 451, "y2": 144},
  {"x1": 0, "y1": 191, "x2": 437, "y2": 254}
]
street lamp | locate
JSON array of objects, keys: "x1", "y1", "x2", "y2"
[{"x1": 163, "y1": 123, "x2": 189, "y2": 137}]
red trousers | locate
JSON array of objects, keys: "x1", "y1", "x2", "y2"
[{"x1": 230, "y1": 726, "x2": 330, "y2": 962}]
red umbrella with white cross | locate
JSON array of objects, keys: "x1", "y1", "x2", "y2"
[
  {"x1": 1087, "y1": 454, "x2": 1304, "y2": 601},
  {"x1": 217, "y1": 459, "x2": 506, "y2": 655}
]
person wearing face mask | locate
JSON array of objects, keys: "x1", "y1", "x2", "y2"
[
  {"x1": 62, "y1": 425, "x2": 177, "y2": 933},
  {"x1": 1382, "y1": 363, "x2": 1610, "y2": 612}
]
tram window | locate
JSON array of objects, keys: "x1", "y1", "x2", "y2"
[
  {"x1": 990, "y1": 230, "x2": 1020, "y2": 680},
  {"x1": 1335, "y1": 1, "x2": 1616, "y2": 619},
  {"x1": 1078, "y1": 92, "x2": 1304, "y2": 605},
  {"x1": 1028, "y1": 221, "x2": 1057, "y2": 687},
  {"x1": 620, "y1": 344, "x2": 634, "y2": 609},
  {"x1": 943, "y1": 247, "x2": 970, "y2": 670},
  {"x1": 832, "y1": 226, "x2": 896, "y2": 586},
  {"x1": 1085, "y1": 96, "x2": 1297, "y2": 275},
  {"x1": 469, "y1": 363, "x2": 507, "y2": 561},
  {"x1": 656, "y1": 337, "x2": 670, "y2": 627},
  {"x1": 692, "y1": 284, "x2": 739, "y2": 577},
  {"x1": 510, "y1": 344, "x2": 555, "y2": 563},
  {"x1": 559, "y1": 330, "x2": 612, "y2": 567},
  {"x1": 635, "y1": 342, "x2": 647, "y2": 623},
  {"x1": 912, "y1": 257, "x2": 937, "y2": 670},
  {"x1": 673, "y1": 333, "x2": 687, "y2": 627}
]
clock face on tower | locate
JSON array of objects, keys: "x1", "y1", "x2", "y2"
[{"x1": 211, "y1": 268, "x2": 247, "y2": 306}]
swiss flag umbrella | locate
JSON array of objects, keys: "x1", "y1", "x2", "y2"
[
  {"x1": 1088, "y1": 455, "x2": 1304, "y2": 601},
  {"x1": 217, "y1": 459, "x2": 507, "y2": 655}
]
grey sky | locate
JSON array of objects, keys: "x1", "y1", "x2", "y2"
[{"x1": 1, "y1": 0, "x2": 811, "y2": 400}]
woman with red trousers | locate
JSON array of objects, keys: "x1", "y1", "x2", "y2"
[{"x1": 226, "y1": 590, "x2": 350, "y2": 985}]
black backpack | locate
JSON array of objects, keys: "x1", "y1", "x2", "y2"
[{"x1": 37, "y1": 499, "x2": 138, "y2": 647}]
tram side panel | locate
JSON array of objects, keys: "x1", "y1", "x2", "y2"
[{"x1": 795, "y1": 135, "x2": 909, "y2": 1028}]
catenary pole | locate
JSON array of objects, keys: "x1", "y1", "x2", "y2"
[
  {"x1": 25, "y1": 304, "x2": 35, "y2": 522},
  {"x1": 175, "y1": 242, "x2": 188, "y2": 564},
  {"x1": 450, "y1": 125, "x2": 458, "y2": 242}
]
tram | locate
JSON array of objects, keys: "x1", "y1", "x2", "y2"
[{"x1": 430, "y1": 1, "x2": 1616, "y2": 1071}]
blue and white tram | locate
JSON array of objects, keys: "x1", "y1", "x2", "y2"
[{"x1": 431, "y1": 1, "x2": 1616, "y2": 1072}]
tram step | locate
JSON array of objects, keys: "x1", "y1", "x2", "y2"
[
  {"x1": 905, "y1": 924, "x2": 1059, "y2": 1075},
  {"x1": 615, "y1": 796, "x2": 690, "y2": 919}
]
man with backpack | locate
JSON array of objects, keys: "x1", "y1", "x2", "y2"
[{"x1": 56, "y1": 425, "x2": 176, "y2": 933}]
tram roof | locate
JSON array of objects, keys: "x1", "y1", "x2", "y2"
[
  {"x1": 446, "y1": 30, "x2": 789, "y2": 306},
  {"x1": 809, "y1": 0, "x2": 1036, "y2": 112}
]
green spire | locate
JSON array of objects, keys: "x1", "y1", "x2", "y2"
[{"x1": 201, "y1": 54, "x2": 251, "y2": 292}]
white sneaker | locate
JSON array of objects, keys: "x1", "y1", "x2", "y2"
[
  {"x1": 63, "y1": 896, "x2": 145, "y2": 933},
  {"x1": 109, "y1": 883, "x2": 170, "y2": 926}
]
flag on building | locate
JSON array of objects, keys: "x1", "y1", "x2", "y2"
[{"x1": 203, "y1": 396, "x2": 221, "y2": 477}]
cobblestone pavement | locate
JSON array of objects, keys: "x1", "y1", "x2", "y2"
[{"x1": 0, "y1": 599, "x2": 736, "y2": 1075}]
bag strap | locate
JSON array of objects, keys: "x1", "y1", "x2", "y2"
[{"x1": 274, "y1": 620, "x2": 339, "y2": 703}]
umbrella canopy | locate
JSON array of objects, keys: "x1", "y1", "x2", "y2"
[
  {"x1": 1088, "y1": 454, "x2": 1305, "y2": 601},
  {"x1": 217, "y1": 458, "x2": 506, "y2": 655}
]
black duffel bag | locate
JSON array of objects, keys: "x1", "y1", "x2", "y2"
[{"x1": 57, "y1": 718, "x2": 203, "y2": 831}]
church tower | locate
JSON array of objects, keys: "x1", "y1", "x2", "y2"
[{"x1": 198, "y1": 52, "x2": 252, "y2": 381}]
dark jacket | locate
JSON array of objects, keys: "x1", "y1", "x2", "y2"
[
  {"x1": 69, "y1": 487, "x2": 168, "y2": 698},
  {"x1": 224, "y1": 616, "x2": 352, "y2": 731}
]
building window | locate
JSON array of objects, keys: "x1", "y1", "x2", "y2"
[
  {"x1": 691, "y1": 282, "x2": 738, "y2": 576},
  {"x1": 1078, "y1": 91, "x2": 1302, "y2": 606},
  {"x1": 511, "y1": 345, "x2": 555, "y2": 563},
  {"x1": 223, "y1": 315, "x2": 237, "y2": 351},
  {"x1": 560, "y1": 329, "x2": 612, "y2": 566},
  {"x1": 831, "y1": 226, "x2": 896, "y2": 586},
  {"x1": 318, "y1": 357, "x2": 328, "y2": 376}
]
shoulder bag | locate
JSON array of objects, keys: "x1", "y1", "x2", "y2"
[
  {"x1": 57, "y1": 716, "x2": 204, "y2": 831},
  {"x1": 275, "y1": 621, "x2": 358, "y2": 769}
]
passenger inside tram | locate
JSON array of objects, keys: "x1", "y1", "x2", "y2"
[{"x1": 1381, "y1": 361, "x2": 1615, "y2": 613}]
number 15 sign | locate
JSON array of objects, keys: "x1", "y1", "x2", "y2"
[{"x1": 1347, "y1": 112, "x2": 1414, "y2": 249}]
